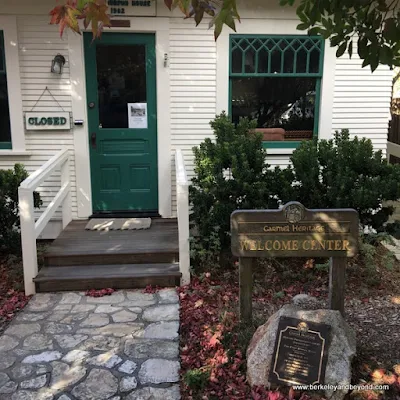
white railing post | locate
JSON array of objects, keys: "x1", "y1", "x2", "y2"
[
  {"x1": 177, "y1": 182, "x2": 190, "y2": 285},
  {"x1": 18, "y1": 148, "x2": 71, "y2": 296},
  {"x1": 18, "y1": 187, "x2": 38, "y2": 296},
  {"x1": 175, "y1": 149, "x2": 191, "y2": 285},
  {"x1": 61, "y1": 156, "x2": 72, "y2": 229}
]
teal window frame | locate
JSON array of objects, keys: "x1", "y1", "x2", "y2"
[
  {"x1": 228, "y1": 34, "x2": 325, "y2": 149},
  {"x1": 0, "y1": 30, "x2": 12, "y2": 150}
]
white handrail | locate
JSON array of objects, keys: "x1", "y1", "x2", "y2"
[
  {"x1": 18, "y1": 148, "x2": 72, "y2": 295},
  {"x1": 175, "y1": 149, "x2": 190, "y2": 285},
  {"x1": 20, "y1": 148, "x2": 69, "y2": 190}
]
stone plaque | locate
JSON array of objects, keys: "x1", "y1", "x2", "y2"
[
  {"x1": 269, "y1": 316, "x2": 330, "y2": 386},
  {"x1": 231, "y1": 202, "x2": 358, "y2": 258}
]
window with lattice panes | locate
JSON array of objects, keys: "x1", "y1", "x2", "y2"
[
  {"x1": 0, "y1": 30, "x2": 11, "y2": 149},
  {"x1": 230, "y1": 35, "x2": 324, "y2": 145}
]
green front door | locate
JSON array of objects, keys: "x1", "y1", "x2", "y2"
[{"x1": 84, "y1": 33, "x2": 158, "y2": 213}]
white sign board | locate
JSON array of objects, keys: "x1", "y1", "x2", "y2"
[
  {"x1": 128, "y1": 103, "x2": 148, "y2": 129},
  {"x1": 25, "y1": 112, "x2": 71, "y2": 131},
  {"x1": 107, "y1": 0, "x2": 156, "y2": 17}
]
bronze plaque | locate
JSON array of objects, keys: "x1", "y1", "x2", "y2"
[
  {"x1": 110, "y1": 19, "x2": 131, "y2": 27},
  {"x1": 231, "y1": 202, "x2": 358, "y2": 258},
  {"x1": 269, "y1": 317, "x2": 330, "y2": 386}
]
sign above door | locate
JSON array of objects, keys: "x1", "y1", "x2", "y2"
[{"x1": 107, "y1": 0, "x2": 156, "y2": 16}]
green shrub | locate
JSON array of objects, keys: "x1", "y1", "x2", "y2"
[
  {"x1": 0, "y1": 164, "x2": 42, "y2": 254},
  {"x1": 189, "y1": 113, "x2": 277, "y2": 269},
  {"x1": 189, "y1": 117, "x2": 400, "y2": 271},
  {"x1": 276, "y1": 130, "x2": 400, "y2": 230},
  {"x1": 183, "y1": 368, "x2": 210, "y2": 390}
]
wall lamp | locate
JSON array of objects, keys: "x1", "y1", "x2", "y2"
[{"x1": 51, "y1": 54, "x2": 66, "y2": 74}]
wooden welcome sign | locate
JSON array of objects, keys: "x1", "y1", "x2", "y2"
[{"x1": 231, "y1": 202, "x2": 359, "y2": 321}]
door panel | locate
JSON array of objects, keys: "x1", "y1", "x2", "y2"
[{"x1": 84, "y1": 33, "x2": 158, "y2": 213}]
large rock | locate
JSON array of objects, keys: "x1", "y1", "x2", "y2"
[
  {"x1": 247, "y1": 305, "x2": 356, "y2": 400},
  {"x1": 291, "y1": 294, "x2": 319, "y2": 309}
]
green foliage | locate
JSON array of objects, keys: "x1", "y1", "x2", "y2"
[
  {"x1": 273, "y1": 291, "x2": 285, "y2": 299},
  {"x1": 348, "y1": 233, "x2": 397, "y2": 287},
  {"x1": 382, "y1": 251, "x2": 395, "y2": 271},
  {"x1": 281, "y1": 0, "x2": 400, "y2": 70},
  {"x1": 385, "y1": 220, "x2": 400, "y2": 240},
  {"x1": 190, "y1": 118, "x2": 400, "y2": 271},
  {"x1": 362, "y1": 232, "x2": 394, "y2": 247},
  {"x1": 315, "y1": 261, "x2": 329, "y2": 272},
  {"x1": 276, "y1": 130, "x2": 400, "y2": 231},
  {"x1": 0, "y1": 164, "x2": 42, "y2": 254},
  {"x1": 183, "y1": 368, "x2": 210, "y2": 390},
  {"x1": 190, "y1": 227, "x2": 222, "y2": 271},
  {"x1": 189, "y1": 113, "x2": 277, "y2": 269}
]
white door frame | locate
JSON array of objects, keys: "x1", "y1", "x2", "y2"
[{"x1": 68, "y1": 17, "x2": 172, "y2": 218}]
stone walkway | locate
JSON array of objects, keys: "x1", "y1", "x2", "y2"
[{"x1": 0, "y1": 290, "x2": 181, "y2": 400}]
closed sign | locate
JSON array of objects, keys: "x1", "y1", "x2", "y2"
[{"x1": 25, "y1": 112, "x2": 71, "y2": 131}]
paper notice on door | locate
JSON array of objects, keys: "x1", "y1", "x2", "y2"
[{"x1": 128, "y1": 103, "x2": 148, "y2": 129}]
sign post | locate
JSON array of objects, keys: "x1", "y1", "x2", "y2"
[
  {"x1": 231, "y1": 202, "x2": 359, "y2": 321},
  {"x1": 329, "y1": 257, "x2": 347, "y2": 314},
  {"x1": 239, "y1": 258, "x2": 253, "y2": 322}
]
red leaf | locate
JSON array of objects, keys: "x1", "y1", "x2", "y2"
[
  {"x1": 268, "y1": 391, "x2": 282, "y2": 400},
  {"x1": 85, "y1": 288, "x2": 114, "y2": 297},
  {"x1": 164, "y1": 0, "x2": 173, "y2": 10}
]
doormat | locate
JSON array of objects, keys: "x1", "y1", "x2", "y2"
[{"x1": 85, "y1": 218, "x2": 151, "y2": 231}]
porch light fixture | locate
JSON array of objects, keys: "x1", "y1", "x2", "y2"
[{"x1": 51, "y1": 54, "x2": 66, "y2": 74}]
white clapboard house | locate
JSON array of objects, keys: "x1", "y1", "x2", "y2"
[{"x1": 0, "y1": 0, "x2": 393, "y2": 294}]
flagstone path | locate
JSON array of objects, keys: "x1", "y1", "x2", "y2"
[{"x1": 0, "y1": 290, "x2": 181, "y2": 400}]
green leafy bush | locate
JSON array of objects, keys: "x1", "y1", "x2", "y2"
[
  {"x1": 183, "y1": 368, "x2": 210, "y2": 391},
  {"x1": 276, "y1": 130, "x2": 400, "y2": 230},
  {"x1": 0, "y1": 164, "x2": 42, "y2": 254},
  {"x1": 189, "y1": 113, "x2": 277, "y2": 268},
  {"x1": 189, "y1": 117, "x2": 400, "y2": 271}
]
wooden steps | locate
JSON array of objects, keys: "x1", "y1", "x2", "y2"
[
  {"x1": 45, "y1": 252, "x2": 179, "y2": 267},
  {"x1": 34, "y1": 263, "x2": 181, "y2": 292},
  {"x1": 35, "y1": 219, "x2": 181, "y2": 292}
]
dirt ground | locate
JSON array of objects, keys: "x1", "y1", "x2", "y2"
[{"x1": 180, "y1": 244, "x2": 400, "y2": 399}]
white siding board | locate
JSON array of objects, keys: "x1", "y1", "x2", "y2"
[
  {"x1": 333, "y1": 40, "x2": 392, "y2": 159},
  {"x1": 170, "y1": 18, "x2": 217, "y2": 213},
  {"x1": 0, "y1": 15, "x2": 79, "y2": 222}
]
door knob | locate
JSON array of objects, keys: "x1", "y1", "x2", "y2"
[
  {"x1": 91, "y1": 132, "x2": 97, "y2": 149},
  {"x1": 89, "y1": 102, "x2": 95, "y2": 109}
]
